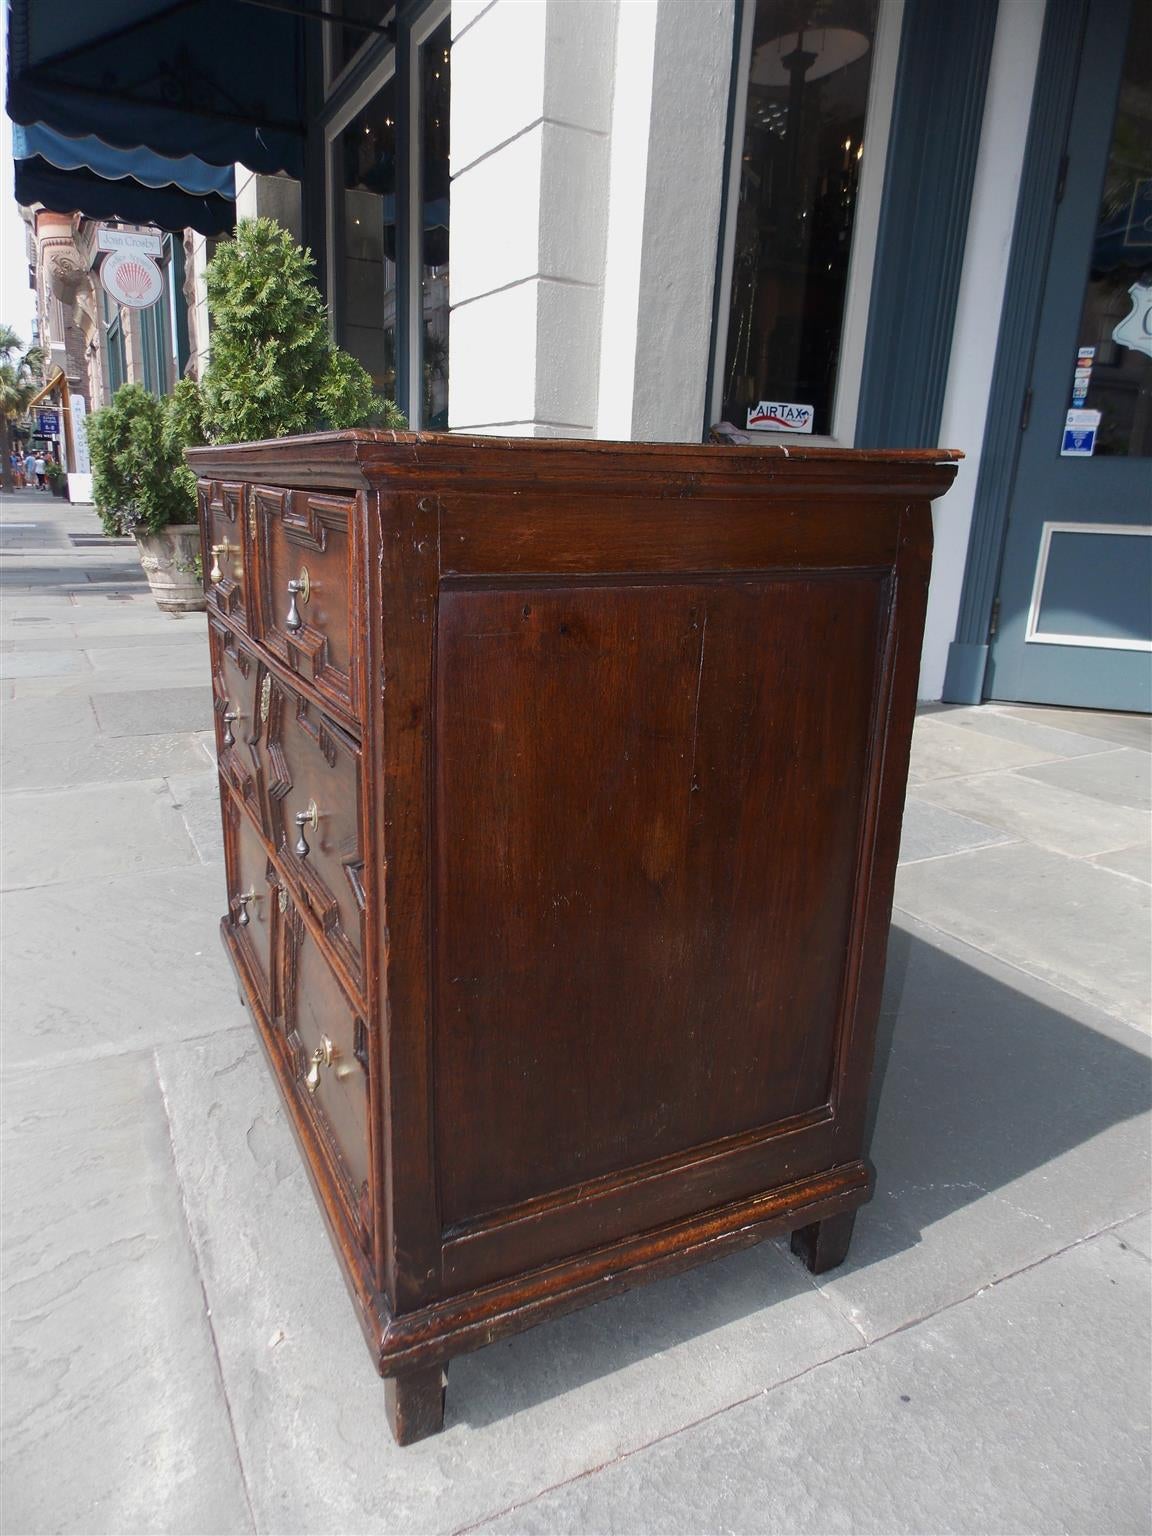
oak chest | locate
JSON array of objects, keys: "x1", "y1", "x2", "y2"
[{"x1": 190, "y1": 431, "x2": 957, "y2": 1445}]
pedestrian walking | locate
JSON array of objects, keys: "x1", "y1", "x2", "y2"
[
  {"x1": 23, "y1": 450, "x2": 36, "y2": 487},
  {"x1": 34, "y1": 452, "x2": 46, "y2": 490},
  {"x1": 9, "y1": 450, "x2": 23, "y2": 488}
]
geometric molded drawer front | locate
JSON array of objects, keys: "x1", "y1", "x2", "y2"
[
  {"x1": 199, "y1": 480, "x2": 250, "y2": 629},
  {"x1": 209, "y1": 621, "x2": 266, "y2": 828},
  {"x1": 223, "y1": 797, "x2": 276, "y2": 1016},
  {"x1": 1027, "y1": 522, "x2": 1152, "y2": 651},
  {"x1": 264, "y1": 671, "x2": 365, "y2": 995},
  {"x1": 282, "y1": 907, "x2": 371, "y2": 1246},
  {"x1": 252, "y1": 485, "x2": 360, "y2": 725}
]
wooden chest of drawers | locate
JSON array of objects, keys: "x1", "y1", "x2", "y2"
[{"x1": 191, "y1": 432, "x2": 957, "y2": 1445}]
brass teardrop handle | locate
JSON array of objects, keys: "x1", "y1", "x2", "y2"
[
  {"x1": 234, "y1": 886, "x2": 256, "y2": 927},
  {"x1": 209, "y1": 541, "x2": 236, "y2": 584},
  {"x1": 305, "y1": 1035, "x2": 334, "y2": 1094},
  {"x1": 294, "y1": 799, "x2": 319, "y2": 858},
  {"x1": 285, "y1": 567, "x2": 310, "y2": 632},
  {"x1": 222, "y1": 705, "x2": 240, "y2": 748}
]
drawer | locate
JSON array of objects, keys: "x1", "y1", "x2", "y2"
[
  {"x1": 222, "y1": 797, "x2": 278, "y2": 1016},
  {"x1": 209, "y1": 621, "x2": 268, "y2": 831},
  {"x1": 252, "y1": 485, "x2": 360, "y2": 727},
  {"x1": 282, "y1": 903, "x2": 372, "y2": 1241},
  {"x1": 264, "y1": 671, "x2": 366, "y2": 995},
  {"x1": 198, "y1": 480, "x2": 251, "y2": 629}
]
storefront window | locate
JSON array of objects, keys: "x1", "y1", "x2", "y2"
[
  {"x1": 721, "y1": 0, "x2": 879, "y2": 436},
  {"x1": 102, "y1": 289, "x2": 126, "y2": 396},
  {"x1": 336, "y1": 78, "x2": 399, "y2": 402},
  {"x1": 329, "y1": 2, "x2": 395, "y2": 84},
  {"x1": 420, "y1": 18, "x2": 450, "y2": 429},
  {"x1": 1068, "y1": 1, "x2": 1151, "y2": 457}
]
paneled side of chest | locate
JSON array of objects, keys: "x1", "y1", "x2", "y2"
[{"x1": 197, "y1": 476, "x2": 384, "y2": 1310}]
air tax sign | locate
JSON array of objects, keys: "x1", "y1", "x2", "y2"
[{"x1": 746, "y1": 400, "x2": 815, "y2": 433}]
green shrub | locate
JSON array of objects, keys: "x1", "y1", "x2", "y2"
[
  {"x1": 191, "y1": 218, "x2": 406, "y2": 443},
  {"x1": 87, "y1": 384, "x2": 197, "y2": 536}
]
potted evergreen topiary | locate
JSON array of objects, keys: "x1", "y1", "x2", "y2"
[
  {"x1": 180, "y1": 217, "x2": 405, "y2": 445},
  {"x1": 45, "y1": 458, "x2": 68, "y2": 498},
  {"x1": 87, "y1": 383, "x2": 205, "y2": 611},
  {"x1": 89, "y1": 219, "x2": 403, "y2": 613}
]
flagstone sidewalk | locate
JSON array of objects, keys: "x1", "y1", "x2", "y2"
[{"x1": 2, "y1": 486, "x2": 1149, "y2": 1535}]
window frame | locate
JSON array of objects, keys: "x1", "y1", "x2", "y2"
[
  {"x1": 706, "y1": 0, "x2": 906, "y2": 445},
  {"x1": 321, "y1": 0, "x2": 449, "y2": 429}
]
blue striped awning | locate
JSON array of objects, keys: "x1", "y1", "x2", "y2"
[
  {"x1": 6, "y1": 0, "x2": 307, "y2": 178},
  {"x1": 12, "y1": 123, "x2": 236, "y2": 235}
]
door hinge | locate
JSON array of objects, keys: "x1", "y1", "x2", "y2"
[
  {"x1": 1055, "y1": 152, "x2": 1069, "y2": 205},
  {"x1": 1019, "y1": 387, "x2": 1033, "y2": 432},
  {"x1": 988, "y1": 597, "x2": 1001, "y2": 639}
]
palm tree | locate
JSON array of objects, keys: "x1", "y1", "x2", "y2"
[{"x1": 0, "y1": 326, "x2": 45, "y2": 494}]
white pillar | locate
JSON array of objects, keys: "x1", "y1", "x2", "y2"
[
  {"x1": 919, "y1": 0, "x2": 1047, "y2": 699},
  {"x1": 449, "y1": 0, "x2": 615, "y2": 436},
  {"x1": 448, "y1": 0, "x2": 735, "y2": 443}
]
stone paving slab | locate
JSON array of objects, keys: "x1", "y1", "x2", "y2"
[
  {"x1": 907, "y1": 714, "x2": 1073, "y2": 782},
  {"x1": 1, "y1": 779, "x2": 199, "y2": 889},
  {"x1": 91, "y1": 686, "x2": 214, "y2": 737},
  {"x1": 1089, "y1": 842, "x2": 1152, "y2": 883},
  {"x1": 805, "y1": 913, "x2": 1151, "y2": 1339},
  {"x1": 1, "y1": 625, "x2": 199, "y2": 652},
  {"x1": 166, "y1": 771, "x2": 227, "y2": 863},
  {"x1": 895, "y1": 841, "x2": 1152, "y2": 1027},
  {"x1": 1116, "y1": 1211, "x2": 1152, "y2": 1260},
  {"x1": 0, "y1": 1051, "x2": 253, "y2": 1536},
  {"x1": 472, "y1": 1230, "x2": 1152, "y2": 1536},
  {"x1": 910, "y1": 763, "x2": 1150, "y2": 857},
  {"x1": 1, "y1": 731, "x2": 211, "y2": 791},
  {"x1": 0, "y1": 648, "x2": 89, "y2": 678},
  {"x1": 0, "y1": 695, "x2": 99, "y2": 747},
  {"x1": 0, "y1": 865, "x2": 240, "y2": 1071},
  {"x1": 1015, "y1": 745, "x2": 1152, "y2": 811},
  {"x1": 156, "y1": 1027, "x2": 865, "y2": 1536},
  {"x1": 897, "y1": 799, "x2": 1015, "y2": 864},
  {"x1": 1000, "y1": 704, "x2": 1152, "y2": 751}
]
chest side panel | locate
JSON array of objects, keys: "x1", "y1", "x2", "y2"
[{"x1": 433, "y1": 571, "x2": 887, "y2": 1231}]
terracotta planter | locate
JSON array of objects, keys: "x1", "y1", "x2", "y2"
[{"x1": 135, "y1": 524, "x2": 206, "y2": 613}]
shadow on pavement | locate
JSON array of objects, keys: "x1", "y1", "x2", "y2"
[{"x1": 451, "y1": 919, "x2": 1150, "y2": 1427}]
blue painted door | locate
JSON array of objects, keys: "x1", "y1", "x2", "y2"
[{"x1": 988, "y1": 0, "x2": 1151, "y2": 712}]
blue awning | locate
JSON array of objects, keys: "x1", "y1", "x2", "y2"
[
  {"x1": 7, "y1": 0, "x2": 307, "y2": 178},
  {"x1": 11, "y1": 120, "x2": 236, "y2": 234},
  {"x1": 13, "y1": 123, "x2": 235, "y2": 197}
]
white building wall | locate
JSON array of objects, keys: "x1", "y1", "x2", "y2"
[{"x1": 919, "y1": 0, "x2": 1047, "y2": 699}]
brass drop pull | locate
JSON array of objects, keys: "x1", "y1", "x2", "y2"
[
  {"x1": 209, "y1": 541, "x2": 236, "y2": 584},
  {"x1": 294, "y1": 799, "x2": 319, "y2": 858},
  {"x1": 234, "y1": 886, "x2": 256, "y2": 927},
  {"x1": 222, "y1": 706, "x2": 240, "y2": 748},
  {"x1": 285, "y1": 566, "x2": 310, "y2": 632},
  {"x1": 305, "y1": 1035, "x2": 334, "y2": 1094}
]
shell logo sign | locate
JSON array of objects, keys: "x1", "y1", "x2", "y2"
[{"x1": 100, "y1": 247, "x2": 164, "y2": 309}]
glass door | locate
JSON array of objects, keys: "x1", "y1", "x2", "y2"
[{"x1": 988, "y1": 0, "x2": 1151, "y2": 712}]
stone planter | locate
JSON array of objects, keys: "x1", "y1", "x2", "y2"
[{"x1": 135, "y1": 524, "x2": 206, "y2": 613}]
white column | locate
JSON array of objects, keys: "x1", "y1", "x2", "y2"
[
  {"x1": 918, "y1": 0, "x2": 1047, "y2": 700},
  {"x1": 602, "y1": 0, "x2": 733, "y2": 442},
  {"x1": 448, "y1": 0, "x2": 735, "y2": 443},
  {"x1": 448, "y1": 0, "x2": 615, "y2": 436}
]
